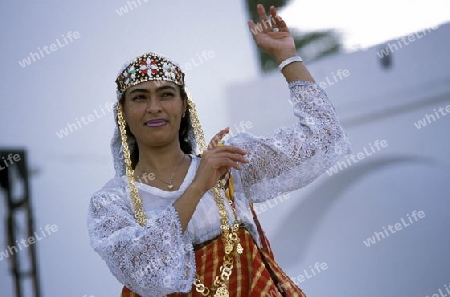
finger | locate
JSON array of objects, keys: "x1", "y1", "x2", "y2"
[
  {"x1": 270, "y1": 5, "x2": 277, "y2": 16},
  {"x1": 213, "y1": 159, "x2": 244, "y2": 171},
  {"x1": 202, "y1": 151, "x2": 248, "y2": 168},
  {"x1": 215, "y1": 127, "x2": 229, "y2": 142},
  {"x1": 207, "y1": 127, "x2": 229, "y2": 150},
  {"x1": 269, "y1": 6, "x2": 278, "y2": 30},
  {"x1": 210, "y1": 151, "x2": 249, "y2": 164},
  {"x1": 256, "y1": 4, "x2": 271, "y2": 33},
  {"x1": 271, "y1": 8, "x2": 289, "y2": 33},
  {"x1": 275, "y1": 16, "x2": 289, "y2": 33},
  {"x1": 248, "y1": 20, "x2": 259, "y2": 36},
  {"x1": 247, "y1": 20, "x2": 257, "y2": 30},
  {"x1": 201, "y1": 149, "x2": 249, "y2": 173},
  {"x1": 209, "y1": 145, "x2": 247, "y2": 156}
]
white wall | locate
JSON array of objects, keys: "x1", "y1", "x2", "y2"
[{"x1": 225, "y1": 23, "x2": 450, "y2": 296}]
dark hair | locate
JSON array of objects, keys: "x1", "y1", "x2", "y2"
[{"x1": 117, "y1": 84, "x2": 194, "y2": 169}]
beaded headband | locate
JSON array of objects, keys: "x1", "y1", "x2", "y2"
[{"x1": 115, "y1": 52, "x2": 185, "y2": 93}]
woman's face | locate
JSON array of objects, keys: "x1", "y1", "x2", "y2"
[{"x1": 122, "y1": 81, "x2": 186, "y2": 148}]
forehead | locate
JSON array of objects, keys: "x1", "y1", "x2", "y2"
[{"x1": 126, "y1": 81, "x2": 178, "y2": 93}]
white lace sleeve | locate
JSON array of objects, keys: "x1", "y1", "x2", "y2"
[
  {"x1": 87, "y1": 190, "x2": 195, "y2": 297},
  {"x1": 226, "y1": 80, "x2": 351, "y2": 203}
]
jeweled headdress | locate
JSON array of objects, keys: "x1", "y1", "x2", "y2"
[
  {"x1": 115, "y1": 52, "x2": 185, "y2": 93},
  {"x1": 111, "y1": 52, "x2": 207, "y2": 226}
]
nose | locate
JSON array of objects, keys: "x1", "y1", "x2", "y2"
[{"x1": 146, "y1": 98, "x2": 162, "y2": 114}]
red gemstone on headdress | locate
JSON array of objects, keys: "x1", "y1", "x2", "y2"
[
  {"x1": 151, "y1": 61, "x2": 158, "y2": 74},
  {"x1": 140, "y1": 61, "x2": 148, "y2": 74}
]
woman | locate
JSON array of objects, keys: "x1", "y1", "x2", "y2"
[{"x1": 88, "y1": 4, "x2": 350, "y2": 297}]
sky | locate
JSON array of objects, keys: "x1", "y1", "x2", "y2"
[
  {"x1": 281, "y1": 0, "x2": 449, "y2": 50},
  {"x1": 0, "y1": 1, "x2": 449, "y2": 296}
]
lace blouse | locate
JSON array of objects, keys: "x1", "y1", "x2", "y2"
[{"x1": 87, "y1": 80, "x2": 351, "y2": 297}]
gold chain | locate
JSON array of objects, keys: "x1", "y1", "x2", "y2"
[
  {"x1": 187, "y1": 90, "x2": 244, "y2": 295},
  {"x1": 186, "y1": 96, "x2": 207, "y2": 153},
  {"x1": 193, "y1": 143, "x2": 243, "y2": 297},
  {"x1": 117, "y1": 104, "x2": 147, "y2": 226},
  {"x1": 193, "y1": 184, "x2": 242, "y2": 297}
]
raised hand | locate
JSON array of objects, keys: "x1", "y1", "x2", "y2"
[
  {"x1": 191, "y1": 128, "x2": 248, "y2": 194},
  {"x1": 247, "y1": 4, "x2": 297, "y2": 64},
  {"x1": 174, "y1": 129, "x2": 248, "y2": 230}
]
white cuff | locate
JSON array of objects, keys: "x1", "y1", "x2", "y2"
[{"x1": 278, "y1": 56, "x2": 303, "y2": 71}]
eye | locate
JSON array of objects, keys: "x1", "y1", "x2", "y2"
[
  {"x1": 131, "y1": 95, "x2": 146, "y2": 101},
  {"x1": 161, "y1": 92, "x2": 175, "y2": 98}
]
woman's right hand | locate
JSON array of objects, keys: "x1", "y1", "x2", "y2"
[{"x1": 191, "y1": 127, "x2": 249, "y2": 194}]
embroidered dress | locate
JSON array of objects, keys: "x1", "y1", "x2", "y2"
[{"x1": 87, "y1": 81, "x2": 351, "y2": 297}]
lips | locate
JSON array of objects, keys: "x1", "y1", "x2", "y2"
[{"x1": 144, "y1": 119, "x2": 168, "y2": 127}]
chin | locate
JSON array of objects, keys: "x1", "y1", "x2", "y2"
[{"x1": 140, "y1": 135, "x2": 177, "y2": 148}]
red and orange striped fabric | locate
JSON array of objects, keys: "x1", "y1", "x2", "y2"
[{"x1": 121, "y1": 227, "x2": 306, "y2": 297}]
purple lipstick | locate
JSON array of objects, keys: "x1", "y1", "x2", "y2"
[{"x1": 146, "y1": 119, "x2": 168, "y2": 127}]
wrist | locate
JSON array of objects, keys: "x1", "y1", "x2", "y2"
[
  {"x1": 273, "y1": 49, "x2": 298, "y2": 64},
  {"x1": 188, "y1": 181, "x2": 207, "y2": 198}
]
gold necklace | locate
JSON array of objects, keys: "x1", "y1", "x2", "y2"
[{"x1": 136, "y1": 154, "x2": 186, "y2": 190}]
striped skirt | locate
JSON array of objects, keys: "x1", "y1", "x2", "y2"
[{"x1": 121, "y1": 227, "x2": 306, "y2": 297}]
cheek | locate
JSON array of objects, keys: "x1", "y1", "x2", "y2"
[
  {"x1": 123, "y1": 107, "x2": 144, "y2": 132},
  {"x1": 164, "y1": 101, "x2": 183, "y2": 117}
]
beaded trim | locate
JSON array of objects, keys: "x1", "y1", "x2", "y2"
[{"x1": 115, "y1": 52, "x2": 185, "y2": 93}]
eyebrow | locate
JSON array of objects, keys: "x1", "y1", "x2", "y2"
[
  {"x1": 128, "y1": 85, "x2": 177, "y2": 95},
  {"x1": 128, "y1": 88, "x2": 149, "y2": 95}
]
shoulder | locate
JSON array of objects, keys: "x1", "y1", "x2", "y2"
[{"x1": 89, "y1": 176, "x2": 129, "y2": 210}]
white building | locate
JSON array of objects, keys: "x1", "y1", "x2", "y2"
[{"x1": 225, "y1": 22, "x2": 450, "y2": 296}]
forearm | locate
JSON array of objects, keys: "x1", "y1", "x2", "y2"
[
  {"x1": 173, "y1": 182, "x2": 205, "y2": 232},
  {"x1": 88, "y1": 192, "x2": 196, "y2": 295},
  {"x1": 273, "y1": 50, "x2": 315, "y2": 83},
  {"x1": 229, "y1": 79, "x2": 351, "y2": 203}
]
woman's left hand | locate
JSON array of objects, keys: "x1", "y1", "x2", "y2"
[{"x1": 248, "y1": 4, "x2": 297, "y2": 64}]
